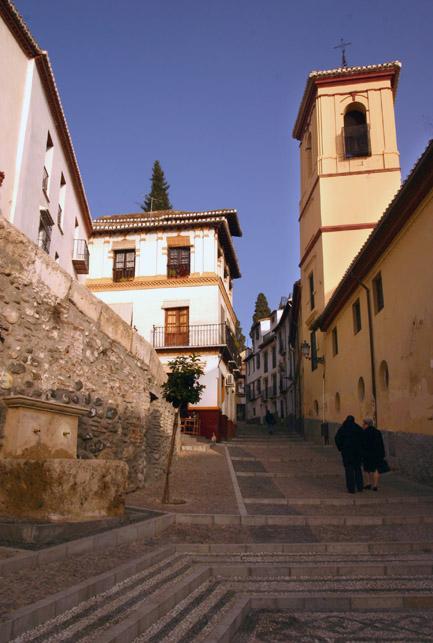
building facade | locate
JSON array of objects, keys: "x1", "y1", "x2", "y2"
[
  {"x1": 293, "y1": 61, "x2": 433, "y2": 482},
  {"x1": 0, "y1": 0, "x2": 91, "y2": 279},
  {"x1": 87, "y1": 209, "x2": 242, "y2": 440},
  {"x1": 245, "y1": 297, "x2": 294, "y2": 424}
]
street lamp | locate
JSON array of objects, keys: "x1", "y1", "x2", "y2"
[{"x1": 300, "y1": 340, "x2": 325, "y2": 364}]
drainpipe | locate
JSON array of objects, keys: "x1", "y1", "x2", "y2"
[{"x1": 352, "y1": 275, "x2": 378, "y2": 426}]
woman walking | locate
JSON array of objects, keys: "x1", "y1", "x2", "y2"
[{"x1": 361, "y1": 417, "x2": 385, "y2": 491}]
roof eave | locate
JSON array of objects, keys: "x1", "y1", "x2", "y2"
[{"x1": 292, "y1": 62, "x2": 401, "y2": 141}]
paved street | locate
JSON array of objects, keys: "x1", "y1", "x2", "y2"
[{"x1": 2, "y1": 423, "x2": 433, "y2": 642}]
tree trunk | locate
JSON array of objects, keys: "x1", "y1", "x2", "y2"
[{"x1": 162, "y1": 408, "x2": 179, "y2": 504}]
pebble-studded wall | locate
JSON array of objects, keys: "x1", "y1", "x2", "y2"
[{"x1": 0, "y1": 216, "x2": 175, "y2": 490}]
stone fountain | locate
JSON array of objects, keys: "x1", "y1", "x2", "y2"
[{"x1": 0, "y1": 395, "x2": 128, "y2": 522}]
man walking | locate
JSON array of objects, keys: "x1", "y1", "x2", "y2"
[{"x1": 334, "y1": 415, "x2": 364, "y2": 494}]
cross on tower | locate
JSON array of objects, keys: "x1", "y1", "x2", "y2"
[{"x1": 334, "y1": 38, "x2": 351, "y2": 67}]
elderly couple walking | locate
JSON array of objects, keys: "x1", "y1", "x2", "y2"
[{"x1": 335, "y1": 416, "x2": 386, "y2": 494}]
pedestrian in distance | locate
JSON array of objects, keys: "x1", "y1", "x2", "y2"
[
  {"x1": 265, "y1": 408, "x2": 276, "y2": 435},
  {"x1": 361, "y1": 417, "x2": 386, "y2": 491},
  {"x1": 334, "y1": 415, "x2": 364, "y2": 494}
]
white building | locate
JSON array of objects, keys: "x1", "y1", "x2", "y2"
[
  {"x1": 0, "y1": 0, "x2": 91, "y2": 278},
  {"x1": 245, "y1": 297, "x2": 295, "y2": 425},
  {"x1": 87, "y1": 209, "x2": 242, "y2": 440}
]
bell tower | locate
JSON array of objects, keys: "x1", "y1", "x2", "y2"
[{"x1": 293, "y1": 62, "x2": 402, "y2": 328}]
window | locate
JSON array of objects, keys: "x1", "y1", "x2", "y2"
[
  {"x1": 379, "y1": 360, "x2": 389, "y2": 391},
  {"x1": 262, "y1": 377, "x2": 268, "y2": 399},
  {"x1": 257, "y1": 378, "x2": 261, "y2": 394},
  {"x1": 373, "y1": 272, "x2": 384, "y2": 313},
  {"x1": 256, "y1": 352, "x2": 260, "y2": 369},
  {"x1": 165, "y1": 307, "x2": 189, "y2": 346},
  {"x1": 167, "y1": 247, "x2": 190, "y2": 278},
  {"x1": 264, "y1": 351, "x2": 268, "y2": 373},
  {"x1": 332, "y1": 327, "x2": 339, "y2": 356},
  {"x1": 272, "y1": 345, "x2": 276, "y2": 369},
  {"x1": 113, "y1": 250, "x2": 135, "y2": 281},
  {"x1": 308, "y1": 272, "x2": 315, "y2": 310},
  {"x1": 352, "y1": 299, "x2": 362, "y2": 334},
  {"x1": 358, "y1": 376, "x2": 365, "y2": 401},
  {"x1": 42, "y1": 132, "x2": 54, "y2": 196},
  {"x1": 57, "y1": 173, "x2": 66, "y2": 232},
  {"x1": 313, "y1": 400, "x2": 319, "y2": 416},
  {"x1": 272, "y1": 373, "x2": 277, "y2": 397},
  {"x1": 335, "y1": 392, "x2": 341, "y2": 412},
  {"x1": 344, "y1": 105, "x2": 370, "y2": 158},
  {"x1": 38, "y1": 209, "x2": 53, "y2": 254},
  {"x1": 310, "y1": 330, "x2": 318, "y2": 371}
]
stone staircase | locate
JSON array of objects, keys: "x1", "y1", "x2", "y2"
[{"x1": 4, "y1": 424, "x2": 433, "y2": 642}]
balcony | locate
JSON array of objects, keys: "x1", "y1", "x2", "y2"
[
  {"x1": 167, "y1": 263, "x2": 190, "y2": 279},
  {"x1": 152, "y1": 322, "x2": 240, "y2": 365},
  {"x1": 72, "y1": 239, "x2": 89, "y2": 274},
  {"x1": 343, "y1": 124, "x2": 370, "y2": 158}
]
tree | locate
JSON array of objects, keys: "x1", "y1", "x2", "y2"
[
  {"x1": 161, "y1": 354, "x2": 205, "y2": 504},
  {"x1": 252, "y1": 292, "x2": 271, "y2": 325},
  {"x1": 141, "y1": 160, "x2": 173, "y2": 212},
  {"x1": 234, "y1": 319, "x2": 246, "y2": 354}
]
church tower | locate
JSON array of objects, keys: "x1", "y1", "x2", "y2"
[{"x1": 293, "y1": 62, "x2": 402, "y2": 330}]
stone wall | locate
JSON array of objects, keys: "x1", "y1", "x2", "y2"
[{"x1": 0, "y1": 216, "x2": 175, "y2": 490}]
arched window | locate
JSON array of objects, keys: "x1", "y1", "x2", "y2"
[
  {"x1": 379, "y1": 361, "x2": 390, "y2": 391},
  {"x1": 344, "y1": 105, "x2": 370, "y2": 158}
]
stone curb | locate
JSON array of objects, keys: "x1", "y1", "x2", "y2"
[
  {"x1": 249, "y1": 592, "x2": 433, "y2": 610},
  {"x1": 174, "y1": 512, "x2": 433, "y2": 527},
  {"x1": 208, "y1": 561, "x2": 433, "y2": 579},
  {"x1": 0, "y1": 545, "x2": 175, "y2": 642},
  {"x1": 0, "y1": 512, "x2": 174, "y2": 575},
  {"x1": 174, "y1": 541, "x2": 433, "y2": 555},
  {"x1": 236, "y1": 471, "x2": 341, "y2": 478},
  {"x1": 95, "y1": 566, "x2": 211, "y2": 643},
  {"x1": 243, "y1": 496, "x2": 433, "y2": 506},
  {"x1": 224, "y1": 445, "x2": 247, "y2": 516},
  {"x1": 205, "y1": 597, "x2": 250, "y2": 643}
]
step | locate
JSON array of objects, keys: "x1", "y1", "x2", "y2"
[{"x1": 174, "y1": 512, "x2": 433, "y2": 527}]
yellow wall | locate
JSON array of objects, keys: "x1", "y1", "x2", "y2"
[
  {"x1": 309, "y1": 189, "x2": 433, "y2": 436},
  {"x1": 298, "y1": 68, "x2": 403, "y2": 427}
]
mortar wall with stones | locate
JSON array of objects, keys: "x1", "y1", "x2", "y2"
[{"x1": 0, "y1": 216, "x2": 175, "y2": 490}]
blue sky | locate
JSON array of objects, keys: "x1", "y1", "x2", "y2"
[{"x1": 15, "y1": 0, "x2": 433, "y2": 339}]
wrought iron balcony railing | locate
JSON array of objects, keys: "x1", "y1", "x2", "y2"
[
  {"x1": 152, "y1": 322, "x2": 240, "y2": 364},
  {"x1": 72, "y1": 239, "x2": 90, "y2": 274},
  {"x1": 167, "y1": 263, "x2": 190, "y2": 278}
]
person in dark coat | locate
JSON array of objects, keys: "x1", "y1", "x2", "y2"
[
  {"x1": 361, "y1": 417, "x2": 385, "y2": 491},
  {"x1": 334, "y1": 415, "x2": 364, "y2": 494},
  {"x1": 265, "y1": 409, "x2": 276, "y2": 435}
]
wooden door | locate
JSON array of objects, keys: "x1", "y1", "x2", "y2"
[{"x1": 165, "y1": 307, "x2": 189, "y2": 346}]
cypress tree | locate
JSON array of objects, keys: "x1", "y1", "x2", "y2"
[
  {"x1": 141, "y1": 160, "x2": 173, "y2": 212},
  {"x1": 234, "y1": 320, "x2": 246, "y2": 354},
  {"x1": 252, "y1": 293, "x2": 271, "y2": 324}
]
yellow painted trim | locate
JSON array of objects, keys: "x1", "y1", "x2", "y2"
[{"x1": 86, "y1": 272, "x2": 219, "y2": 291}]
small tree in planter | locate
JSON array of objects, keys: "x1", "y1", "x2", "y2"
[{"x1": 161, "y1": 354, "x2": 205, "y2": 504}]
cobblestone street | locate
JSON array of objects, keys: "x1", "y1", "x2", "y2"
[{"x1": 1, "y1": 423, "x2": 433, "y2": 642}]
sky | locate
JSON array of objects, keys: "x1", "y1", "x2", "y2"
[{"x1": 14, "y1": 0, "x2": 433, "y2": 340}]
